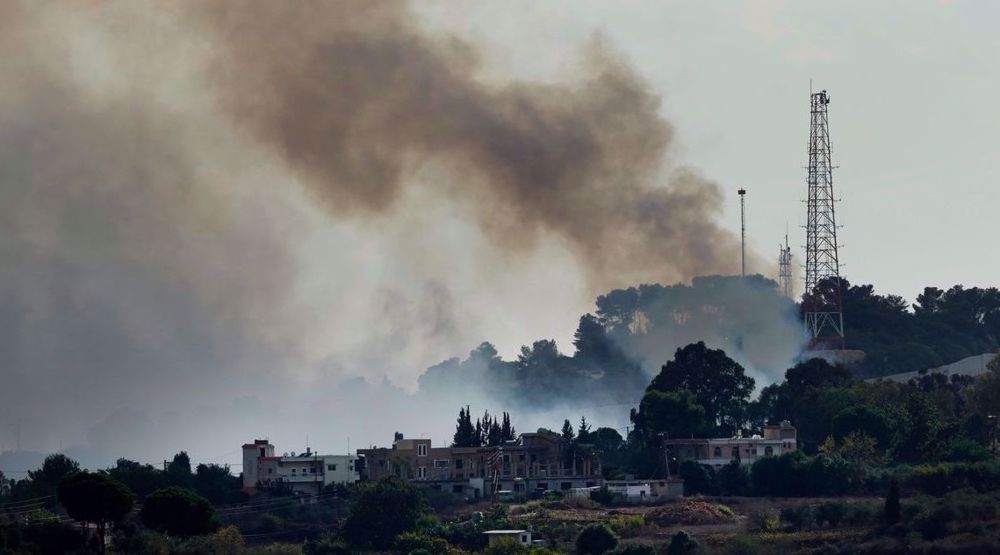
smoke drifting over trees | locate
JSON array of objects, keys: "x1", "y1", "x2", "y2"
[{"x1": 0, "y1": 1, "x2": 768, "y2": 465}]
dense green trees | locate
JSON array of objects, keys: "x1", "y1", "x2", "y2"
[
  {"x1": 575, "y1": 523, "x2": 619, "y2": 555},
  {"x1": 57, "y1": 472, "x2": 134, "y2": 553},
  {"x1": 451, "y1": 407, "x2": 517, "y2": 447},
  {"x1": 342, "y1": 476, "x2": 427, "y2": 549},
  {"x1": 140, "y1": 486, "x2": 216, "y2": 538}
]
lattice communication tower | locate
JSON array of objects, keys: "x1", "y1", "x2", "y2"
[
  {"x1": 803, "y1": 89, "x2": 844, "y2": 348},
  {"x1": 778, "y1": 234, "x2": 793, "y2": 299}
]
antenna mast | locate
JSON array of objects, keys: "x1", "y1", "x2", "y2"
[
  {"x1": 778, "y1": 232, "x2": 793, "y2": 298},
  {"x1": 738, "y1": 188, "x2": 746, "y2": 277},
  {"x1": 803, "y1": 89, "x2": 844, "y2": 348}
]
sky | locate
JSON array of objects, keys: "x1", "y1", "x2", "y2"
[
  {"x1": 0, "y1": 1, "x2": 997, "y2": 470},
  {"x1": 417, "y1": 0, "x2": 999, "y2": 300}
]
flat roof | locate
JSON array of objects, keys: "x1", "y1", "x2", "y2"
[{"x1": 484, "y1": 530, "x2": 528, "y2": 534}]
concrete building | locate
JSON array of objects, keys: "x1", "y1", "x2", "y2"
[
  {"x1": 662, "y1": 422, "x2": 798, "y2": 472},
  {"x1": 241, "y1": 439, "x2": 361, "y2": 495},
  {"x1": 359, "y1": 430, "x2": 602, "y2": 499},
  {"x1": 484, "y1": 530, "x2": 532, "y2": 547}
]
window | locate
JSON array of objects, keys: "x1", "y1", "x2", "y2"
[
  {"x1": 417, "y1": 466, "x2": 427, "y2": 479},
  {"x1": 259, "y1": 447, "x2": 266, "y2": 457},
  {"x1": 731, "y1": 447, "x2": 739, "y2": 458},
  {"x1": 417, "y1": 444, "x2": 428, "y2": 457},
  {"x1": 713, "y1": 447, "x2": 722, "y2": 457},
  {"x1": 327, "y1": 464, "x2": 337, "y2": 471},
  {"x1": 267, "y1": 468, "x2": 274, "y2": 474},
  {"x1": 764, "y1": 446, "x2": 773, "y2": 456},
  {"x1": 455, "y1": 459, "x2": 464, "y2": 469},
  {"x1": 310, "y1": 467, "x2": 317, "y2": 473},
  {"x1": 521, "y1": 534, "x2": 528, "y2": 544},
  {"x1": 561, "y1": 482, "x2": 572, "y2": 491},
  {"x1": 291, "y1": 468, "x2": 296, "y2": 474}
]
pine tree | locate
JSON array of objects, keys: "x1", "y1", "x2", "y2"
[
  {"x1": 578, "y1": 416, "x2": 592, "y2": 443},
  {"x1": 500, "y1": 412, "x2": 516, "y2": 443},
  {"x1": 561, "y1": 419, "x2": 576, "y2": 443},
  {"x1": 452, "y1": 406, "x2": 477, "y2": 447}
]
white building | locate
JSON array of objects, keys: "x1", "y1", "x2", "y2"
[
  {"x1": 662, "y1": 422, "x2": 798, "y2": 471},
  {"x1": 242, "y1": 439, "x2": 361, "y2": 495},
  {"x1": 484, "y1": 530, "x2": 532, "y2": 547}
]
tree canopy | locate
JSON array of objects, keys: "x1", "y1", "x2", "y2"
[
  {"x1": 139, "y1": 486, "x2": 216, "y2": 538},
  {"x1": 57, "y1": 471, "x2": 134, "y2": 552}
]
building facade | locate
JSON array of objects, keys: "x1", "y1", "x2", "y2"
[
  {"x1": 662, "y1": 422, "x2": 798, "y2": 472},
  {"x1": 359, "y1": 431, "x2": 603, "y2": 499},
  {"x1": 241, "y1": 440, "x2": 361, "y2": 495}
]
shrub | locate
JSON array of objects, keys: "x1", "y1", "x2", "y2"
[
  {"x1": 665, "y1": 530, "x2": 699, "y2": 555},
  {"x1": 678, "y1": 461, "x2": 717, "y2": 496},
  {"x1": 591, "y1": 486, "x2": 625, "y2": 507},
  {"x1": 576, "y1": 523, "x2": 619, "y2": 555},
  {"x1": 717, "y1": 460, "x2": 750, "y2": 496},
  {"x1": 814, "y1": 502, "x2": 846, "y2": 527},
  {"x1": 393, "y1": 531, "x2": 448, "y2": 554},
  {"x1": 303, "y1": 532, "x2": 351, "y2": 555},
  {"x1": 780, "y1": 505, "x2": 814, "y2": 530},
  {"x1": 483, "y1": 536, "x2": 529, "y2": 555},
  {"x1": 615, "y1": 544, "x2": 658, "y2": 555},
  {"x1": 608, "y1": 515, "x2": 645, "y2": 538},
  {"x1": 746, "y1": 509, "x2": 779, "y2": 532},
  {"x1": 342, "y1": 476, "x2": 427, "y2": 549}
]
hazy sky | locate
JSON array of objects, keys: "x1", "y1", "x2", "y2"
[
  {"x1": 418, "y1": 0, "x2": 999, "y2": 300},
  {"x1": 1, "y1": 1, "x2": 996, "y2": 468}
]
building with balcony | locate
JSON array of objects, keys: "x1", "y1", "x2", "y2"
[
  {"x1": 662, "y1": 421, "x2": 798, "y2": 472},
  {"x1": 241, "y1": 439, "x2": 361, "y2": 495},
  {"x1": 358, "y1": 430, "x2": 602, "y2": 499}
]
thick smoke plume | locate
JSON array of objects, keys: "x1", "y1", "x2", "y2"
[
  {"x1": 197, "y1": 1, "x2": 748, "y2": 289},
  {"x1": 0, "y1": 1, "x2": 772, "y2": 468}
]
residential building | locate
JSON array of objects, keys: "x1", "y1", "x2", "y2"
[
  {"x1": 662, "y1": 421, "x2": 798, "y2": 471},
  {"x1": 358, "y1": 430, "x2": 602, "y2": 499},
  {"x1": 241, "y1": 439, "x2": 361, "y2": 495}
]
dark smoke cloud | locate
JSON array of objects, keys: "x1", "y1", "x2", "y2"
[
  {"x1": 196, "y1": 1, "x2": 748, "y2": 289},
  {"x1": 0, "y1": 2, "x2": 768, "y2": 467}
]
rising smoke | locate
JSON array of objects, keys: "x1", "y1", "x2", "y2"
[{"x1": 0, "y1": 2, "x2": 784, "y2": 468}]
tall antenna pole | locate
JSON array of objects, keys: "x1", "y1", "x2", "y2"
[
  {"x1": 778, "y1": 232, "x2": 793, "y2": 298},
  {"x1": 738, "y1": 188, "x2": 746, "y2": 277},
  {"x1": 803, "y1": 89, "x2": 844, "y2": 349}
]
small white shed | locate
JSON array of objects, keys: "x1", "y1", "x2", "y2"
[{"x1": 484, "y1": 529, "x2": 532, "y2": 547}]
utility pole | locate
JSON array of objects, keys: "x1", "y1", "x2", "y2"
[
  {"x1": 738, "y1": 188, "x2": 747, "y2": 277},
  {"x1": 803, "y1": 89, "x2": 845, "y2": 349}
]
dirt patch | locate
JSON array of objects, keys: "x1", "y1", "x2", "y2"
[{"x1": 646, "y1": 500, "x2": 737, "y2": 527}]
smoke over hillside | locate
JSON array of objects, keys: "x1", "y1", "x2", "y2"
[{"x1": 0, "y1": 2, "x2": 775, "y2": 466}]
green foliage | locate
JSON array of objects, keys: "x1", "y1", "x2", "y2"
[
  {"x1": 28, "y1": 454, "x2": 80, "y2": 488},
  {"x1": 678, "y1": 461, "x2": 717, "y2": 496},
  {"x1": 576, "y1": 523, "x2": 619, "y2": 555},
  {"x1": 108, "y1": 458, "x2": 167, "y2": 499},
  {"x1": 342, "y1": 476, "x2": 427, "y2": 549},
  {"x1": 57, "y1": 470, "x2": 135, "y2": 551},
  {"x1": 746, "y1": 509, "x2": 780, "y2": 532},
  {"x1": 607, "y1": 515, "x2": 644, "y2": 538},
  {"x1": 665, "y1": 530, "x2": 699, "y2": 555},
  {"x1": 482, "y1": 536, "x2": 529, "y2": 555},
  {"x1": 717, "y1": 459, "x2": 750, "y2": 496},
  {"x1": 647, "y1": 341, "x2": 755, "y2": 434},
  {"x1": 303, "y1": 532, "x2": 351, "y2": 555},
  {"x1": 779, "y1": 505, "x2": 814, "y2": 530},
  {"x1": 393, "y1": 531, "x2": 448, "y2": 554},
  {"x1": 590, "y1": 485, "x2": 625, "y2": 507},
  {"x1": 140, "y1": 486, "x2": 217, "y2": 538},
  {"x1": 615, "y1": 544, "x2": 658, "y2": 555}
]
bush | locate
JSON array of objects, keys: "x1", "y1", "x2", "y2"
[
  {"x1": 303, "y1": 532, "x2": 351, "y2": 555},
  {"x1": 814, "y1": 502, "x2": 847, "y2": 527},
  {"x1": 665, "y1": 530, "x2": 699, "y2": 555},
  {"x1": 483, "y1": 536, "x2": 529, "y2": 555},
  {"x1": 576, "y1": 523, "x2": 619, "y2": 555},
  {"x1": 591, "y1": 486, "x2": 625, "y2": 507},
  {"x1": 678, "y1": 461, "x2": 717, "y2": 496},
  {"x1": 746, "y1": 509, "x2": 779, "y2": 532},
  {"x1": 608, "y1": 515, "x2": 645, "y2": 538},
  {"x1": 717, "y1": 460, "x2": 750, "y2": 496},
  {"x1": 393, "y1": 531, "x2": 448, "y2": 554},
  {"x1": 779, "y1": 505, "x2": 814, "y2": 530},
  {"x1": 615, "y1": 544, "x2": 658, "y2": 555}
]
